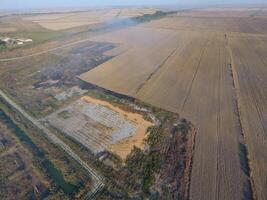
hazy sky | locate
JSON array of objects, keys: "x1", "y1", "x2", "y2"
[{"x1": 1, "y1": 0, "x2": 266, "y2": 10}]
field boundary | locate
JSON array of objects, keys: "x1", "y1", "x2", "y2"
[
  {"x1": 135, "y1": 42, "x2": 183, "y2": 94},
  {"x1": 227, "y1": 35, "x2": 256, "y2": 200},
  {"x1": 179, "y1": 37, "x2": 210, "y2": 113}
]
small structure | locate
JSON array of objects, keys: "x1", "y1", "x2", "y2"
[{"x1": 0, "y1": 37, "x2": 33, "y2": 47}]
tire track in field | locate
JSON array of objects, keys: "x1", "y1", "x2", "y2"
[
  {"x1": 183, "y1": 35, "x2": 220, "y2": 200},
  {"x1": 135, "y1": 40, "x2": 187, "y2": 94},
  {"x1": 215, "y1": 47, "x2": 221, "y2": 200},
  {"x1": 179, "y1": 37, "x2": 211, "y2": 113}
]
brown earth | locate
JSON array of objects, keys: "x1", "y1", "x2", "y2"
[{"x1": 81, "y1": 96, "x2": 153, "y2": 160}]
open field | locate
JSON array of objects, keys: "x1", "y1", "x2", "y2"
[
  {"x1": 0, "y1": 16, "x2": 64, "y2": 47},
  {"x1": 23, "y1": 8, "x2": 157, "y2": 30},
  {"x1": 0, "y1": 17, "x2": 44, "y2": 33},
  {"x1": 80, "y1": 8, "x2": 267, "y2": 200},
  {"x1": 23, "y1": 10, "x2": 109, "y2": 30},
  {"x1": 0, "y1": 27, "x2": 16, "y2": 33},
  {"x1": 43, "y1": 96, "x2": 152, "y2": 159},
  {"x1": 0, "y1": 7, "x2": 160, "y2": 54},
  {"x1": 175, "y1": 7, "x2": 267, "y2": 18},
  {"x1": 140, "y1": 14, "x2": 267, "y2": 34},
  {"x1": 80, "y1": 27, "x2": 200, "y2": 96}
]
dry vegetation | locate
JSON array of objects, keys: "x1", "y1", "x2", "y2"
[
  {"x1": 0, "y1": 118, "x2": 48, "y2": 200},
  {"x1": 80, "y1": 7, "x2": 267, "y2": 200},
  {"x1": 22, "y1": 8, "x2": 157, "y2": 30},
  {"x1": 0, "y1": 102, "x2": 93, "y2": 199}
]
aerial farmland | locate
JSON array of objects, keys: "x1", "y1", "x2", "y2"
[
  {"x1": 0, "y1": 3, "x2": 266, "y2": 200},
  {"x1": 22, "y1": 8, "x2": 158, "y2": 30},
  {"x1": 80, "y1": 7, "x2": 267, "y2": 200}
]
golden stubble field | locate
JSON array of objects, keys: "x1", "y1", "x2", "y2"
[
  {"x1": 80, "y1": 8, "x2": 267, "y2": 200},
  {"x1": 22, "y1": 8, "x2": 157, "y2": 30}
]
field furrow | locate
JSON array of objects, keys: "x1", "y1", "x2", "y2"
[{"x1": 136, "y1": 34, "x2": 209, "y2": 112}]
